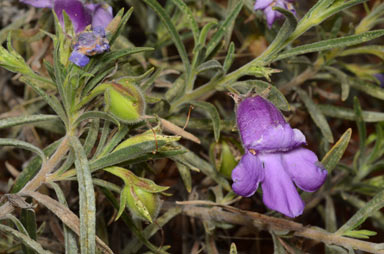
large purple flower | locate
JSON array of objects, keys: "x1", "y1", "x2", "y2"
[
  {"x1": 20, "y1": 0, "x2": 113, "y2": 33},
  {"x1": 20, "y1": 0, "x2": 113, "y2": 67},
  {"x1": 254, "y1": 0, "x2": 296, "y2": 27},
  {"x1": 232, "y1": 96, "x2": 327, "y2": 218}
]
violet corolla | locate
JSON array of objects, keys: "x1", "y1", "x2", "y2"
[
  {"x1": 20, "y1": 0, "x2": 113, "y2": 33},
  {"x1": 232, "y1": 96, "x2": 327, "y2": 218},
  {"x1": 374, "y1": 74, "x2": 384, "y2": 88},
  {"x1": 254, "y1": 0, "x2": 296, "y2": 27},
  {"x1": 20, "y1": 0, "x2": 113, "y2": 67}
]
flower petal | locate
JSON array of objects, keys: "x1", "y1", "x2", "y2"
[
  {"x1": 254, "y1": 0, "x2": 274, "y2": 10},
  {"x1": 259, "y1": 153, "x2": 304, "y2": 217},
  {"x1": 247, "y1": 124, "x2": 306, "y2": 152},
  {"x1": 69, "y1": 51, "x2": 90, "y2": 67},
  {"x1": 232, "y1": 152, "x2": 264, "y2": 197},
  {"x1": 54, "y1": 0, "x2": 91, "y2": 33},
  {"x1": 86, "y1": 4, "x2": 113, "y2": 29},
  {"x1": 264, "y1": 7, "x2": 277, "y2": 27},
  {"x1": 237, "y1": 96, "x2": 286, "y2": 149},
  {"x1": 282, "y1": 148, "x2": 327, "y2": 192},
  {"x1": 20, "y1": 0, "x2": 53, "y2": 8}
]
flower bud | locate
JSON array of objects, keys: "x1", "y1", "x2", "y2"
[
  {"x1": 210, "y1": 138, "x2": 241, "y2": 179},
  {"x1": 125, "y1": 185, "x2": 161, "y2": 223},
  {"x1": 103, "y1": 166, "x2": 168, "y2": 223},
  {"x1": 104, "y1": 82, "x2": 145, "y2": 123}
]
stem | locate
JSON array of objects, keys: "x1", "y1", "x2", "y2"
[
  {"x1": 0, "y1": 135, "x2": 70, "y2": 219},
  {"x1": 181, "y1": 203, "x2": 384, "y2": 254}
]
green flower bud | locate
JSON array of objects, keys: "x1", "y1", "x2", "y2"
[
  {"x1": 125, "y1": 185, "x2": 161, "y2": 223},
  {"x1": 210, "y1": 139, "x2": 242, "y2": 179},
  {"x1": 103, "y1": 166, "x2": 168, "y2": 223},
  {"x1": 104, "y1": 82, "x2": 145, "y2": 123}
]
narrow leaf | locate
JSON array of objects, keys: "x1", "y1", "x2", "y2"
[
  {"x1": 0, "y1": 138, "x2": 46, "y2": 163},
  {"x1": 69, "y1": 136, "x2": 96, "y2": 254},
  {"x1": 297, "y1": 89, "x2": 334, "y2": 143},
  {"x1": 143, "y1": 0, "x2": 190, "y2": 70},
  {"x1": 205, "y1": 1, "x2": 243, "y2": 58},
  {"x1": 0, "y1": 224, "x2": 53, "y2": 254},
  {"x1": 190, "y1": 101, "x2": 221, "y2": 142},
  {"x1": 0, "y1": 115, "x2": 59, "y2": 129},
  {"x1": 321, "y1": 128, "x2": 352, "y2": 173},
  {"x1": 276, "y1": 30, "x2": 384, "y2": 61}
]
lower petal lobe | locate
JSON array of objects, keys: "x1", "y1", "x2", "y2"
[
  {"x1": 282, "y1": 148, "x2": 327, "y2": 192},
  {"x1": 259, "y1": 153, "x2": 304, "y2": 218},
  {"x1": 231, "y1": 152, "x2": 264, "y2": 197}
]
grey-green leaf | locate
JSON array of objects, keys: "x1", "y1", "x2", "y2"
[
  {"x1": 0, "y1": 115, "x2": 59, "y2": 129},
  {"x1": 321, "y1": 129, "x2": 351, "y2": 173},
  {"x1": 190, "y1": 101, "x2": 221, "y2": 142},
  {"x1": 0, "y1": 224, "x2": 53, "y2": 254},
  {"x1": 276, "y1": 30, "x2": 384, "y2": 61},
  {"x1": 297, "y1": 89, "x2": 334, "y2": 143},
  {"x1": 69, "y1": 136, "x2": 96, "y2": 254},
  {"x1": 0, "y1": 138, "x2": 46, "y2": 163}
]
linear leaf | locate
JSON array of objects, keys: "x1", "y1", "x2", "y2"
[
  {"x1": 170, "y1": 0, "x2": 199, "y2": 43},
  {"x1": 0, "y1": 138, "x2": 46, "y2": 163},
  {"x1": 90, "y1": 140, "x2": 167, "y2": 171},
  {"x1": 175, "y1": 162, "x2": 192, "y2": 193},
  {"x1": 336, "y1": 188, "x2": 384, "y2": 235},
  {"x1": 69, "y1": 136, "x2": 96, "y2": 254},
  {"x1": 196, "y1": 60, "x2": 223, "y2": 74},
  {"x1": 319, "y1": 104, "x2": 384, "y2": 122},
  {"x1": 83, "y1": 119, "x2": 100, "y2": 157},
  {"x1": 11, "y1": 139, "x2": 61, "y2": 193},
  {"x1": 297, "y1": 89, "x2": 334, "y2": 143},
  {"x1": 21, "y1": 191, "x2": 113, "y2": 254},
  {"x1": 321, "y1": 128, "x2": 351, "y2": 173},
  {"x1": 223, "y1": 42, "x2": 235, "y2": 73},
  {"x1": 73, "y1": 111, "x2": 120, "y2": 129},
  {"x1": 205, "y1": 1, "x2": 243, "y2": 58},
  {"x1": 50, "y1": 182, "x2": 78, "y2": 254},
  {"x1": 108, "y1": 8, "x2": 134, "y2": 46},
  {"x1": 20, "y1": 77, "x2": 68, "y2": 125},
  {"x1": 276, "y1": 30, "x2": 384, "y2": 61},
  {"x1": 0, "y1": 224, "x2": 53, "y2": 254},
  {"x1": 190, "y1": 101, "x2": 221, "y2": 142},
  {"x1": 231, "y1": 80, "x2": 290, "y2": 111},
  {"x1": 143, "y1": 0, "x2": 190, "y2": 70},
  {"x1": 21, "y1": 208, "x2": 37, "y2": 254},
  {"x1": 0, "y1": 115, "x2": 59, "y2": 129}
]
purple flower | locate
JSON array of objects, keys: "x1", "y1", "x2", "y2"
[
  {"x1": 232, "y1": 96, "x2": 327, "y2": 218},
  {"x1": 374, "y1": 74, "x2": 384, "y2": 88},
  {"x1": 254, "y1": 0, "x2": 296, "y2": 27},
  {"x1": 20, "y1": 0, "x2": 113, "y2": 33}
]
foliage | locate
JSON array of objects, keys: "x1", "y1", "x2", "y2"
[{"x1": 0, "y1": 0, "x2": 384, "y2": 253}]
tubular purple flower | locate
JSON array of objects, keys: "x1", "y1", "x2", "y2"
[
  {"x1": 232, "y1": 96, "x2": 327, "y2": 218},
  {"x1": 20, "y1": 0, "x2": 113, "y2": 33},
  {"x1": 54, "y1": 0, "x2": 91, "y2": 33},
  {"x1": 254, "y1": 0, "x2": 296, "y2": 27}
]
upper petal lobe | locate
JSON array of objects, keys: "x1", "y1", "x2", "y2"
[
  {"x1": 86, "y1": 3, "x2": 113, "y2": 29},
  {"x1": 282, "y1": 148, "x2": 327, "y2": 192},
  {"x1": 247, "y1": 124, "x2": 306, "y2": 152},
  {"x1": 237, "y1": 96, "x2": 286, "y2": 149},
  {"x1": 20, "y1": 0, "x2": 53, "y2": 8},
  {"x1": 231, "y1": 152, "x2": 264, "y2": 197},
  {"x1": 259, "y1": 153, "x2": 304, "y2": 217},
  {"x1": 54, "y1": 0, "x2": 92, "y2": 33},
  {"x1": 254, "y1": 0, "x2": 274, "y2": 10}
]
